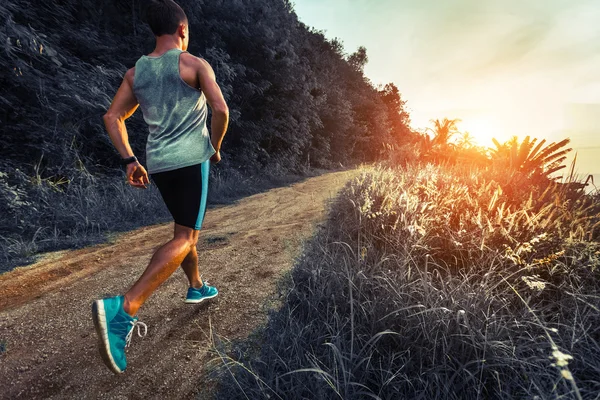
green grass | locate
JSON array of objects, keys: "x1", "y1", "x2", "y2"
[{"x1": 211, "y1": 163, "x2": 600, "y2": 399}]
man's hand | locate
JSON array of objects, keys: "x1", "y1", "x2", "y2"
[
  {"x1": 210, "y1": 150, "x2": 221, "y2": 164},
  {"x1": 126, "y1": 162, "x2": 149, "y2": 189}
]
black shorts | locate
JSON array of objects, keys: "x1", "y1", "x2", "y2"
[{"x1": 150, "y1": 160, "x2": 210, "y2": 230}]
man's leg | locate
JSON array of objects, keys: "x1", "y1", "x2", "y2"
[
  {"x1": 181, "y1": 243, "x2": 203, "y2": 289},
  {"x1": 123, "y1": 223, "x2": 198, "y2": 316},
  {"x1": 180, "y1": 228, "x2": 203, "y2": 289}
]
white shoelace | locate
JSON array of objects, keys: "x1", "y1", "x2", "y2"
[
  {"x1": 125, "y1": 320, "x2": 148, "y2": 348},
  {"x1": 200, "y1": 274, "x2": 210, "y2": 287}
]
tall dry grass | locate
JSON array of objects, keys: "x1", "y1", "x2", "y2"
[
  {"x1": 0, "y1": 164, "x2": 312, "y2": 272},
  {"x1": 212, "y1": 164, "x2": 600, "y2": 399},
  {"x1": 0, "y1": 166, "x2": 170, "y2": 272}
]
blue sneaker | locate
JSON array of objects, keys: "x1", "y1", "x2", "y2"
[
  {"x1": 185, "y1": 279, "x2": 218, "y2": 304},
  {"x1": 91, "y1": 295, "x2": 147, "y2": 374}
]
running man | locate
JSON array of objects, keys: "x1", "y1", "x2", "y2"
[{"x1": 92, "y1": 0, "x2": 229, "y2": 374}]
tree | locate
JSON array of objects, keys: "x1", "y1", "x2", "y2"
[
  {"x1": 378, "y1": 83, "x2": 412, "y2": 147},
  {"x1": 456, "y1": 131, "x2": 476, "y2": 149},
  {"x1": 347, "y1": 46, "x2": 368, "y2": 72},
  {"x1": 427, "y1": 118, "x2": 461, "y2": 148}
]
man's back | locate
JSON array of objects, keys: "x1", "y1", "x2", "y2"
[{"x1": 133, "y1": 48, "x2": 215, "y2": 174}]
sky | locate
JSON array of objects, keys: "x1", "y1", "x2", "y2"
[{"x1": 292, "y1": 0, "x2": 600, "y2": 179}]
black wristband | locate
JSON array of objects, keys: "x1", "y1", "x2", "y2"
[{"x1": 121, "y1": 156, "x2": 138, "y2": 166}]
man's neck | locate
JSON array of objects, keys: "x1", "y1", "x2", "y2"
[{"x1": 151, "y1": 36, "x2": 183, "y2": 55}]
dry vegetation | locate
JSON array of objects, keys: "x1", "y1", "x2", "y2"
[{"x1": 212, "y1": 163, "x2": 600, "y2": 399}]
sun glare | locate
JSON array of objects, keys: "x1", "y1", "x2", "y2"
[{"x1": 458, "y1": 116, "x2": 500, "y2": 147}]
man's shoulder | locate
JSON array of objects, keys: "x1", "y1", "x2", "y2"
[
  {"x1": 180, "y1": 52, "x2": 211, "y2": 70},
  {"x1": 124, "y1": 67, "x2": 136, "y2": 86}
]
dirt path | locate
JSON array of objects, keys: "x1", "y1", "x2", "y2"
[{"x1": 0, "y1": 170, "x2": 357, "y2": 399}]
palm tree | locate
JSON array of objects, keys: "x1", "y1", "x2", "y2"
[
  {"x1": 490, "y1": 136, "x2": 572, "y2": 179},
  {"x1": 427, "y1": 118, "x2": 461, "y2": 148},
  {"x1": 456, "y1": 131, "x2": 476, "y2": 149}
]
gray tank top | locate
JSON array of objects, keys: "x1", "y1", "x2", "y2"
[{"x1": 133, "y1": 48, "x2": 215, "y2": 174}]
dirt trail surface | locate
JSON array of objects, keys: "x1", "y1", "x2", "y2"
[{"x1": 0, "y1": 170, "x2": 357, "y2": 399}]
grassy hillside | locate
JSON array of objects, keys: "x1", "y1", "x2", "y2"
[
  {"x1": 213, "y1": 163, "x2": 600, "y2": 399},
  {"x1": 0, "y1": 0, "x2": 412, "y2": 271}
]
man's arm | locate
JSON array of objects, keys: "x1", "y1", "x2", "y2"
[
  {"x1": 103, "y1": 68, "x2": 139, "y2": 159},
  {"x1": 196, "y1": 58, "x2": 229, "y2": 161},
  {"x1": 103, "y1": 68, "x2": 148, "y2": 188}
]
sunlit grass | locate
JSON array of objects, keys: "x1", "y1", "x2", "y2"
[{"x1": 212, "y1": 163, "x2": 600, "y2": 399}]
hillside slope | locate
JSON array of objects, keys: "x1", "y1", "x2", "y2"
[{"x1": 0, "y1": 0, "x2": 411, "y2": 268}]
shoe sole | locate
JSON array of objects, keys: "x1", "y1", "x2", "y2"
[
  {"x1": 184, "y1": 292, "x2": 218, "y2": 304},
  {"x1": 92, "y1": 300, "x2": 124, "y2": 374}
]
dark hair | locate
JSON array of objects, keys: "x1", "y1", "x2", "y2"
[{"x1": 145, "y1": 0, "x2": 188, "y2": 36}]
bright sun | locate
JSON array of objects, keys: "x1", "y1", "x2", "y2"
[{"x1": 457, "y1": 116, "x2": 501, "y2": 147}]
